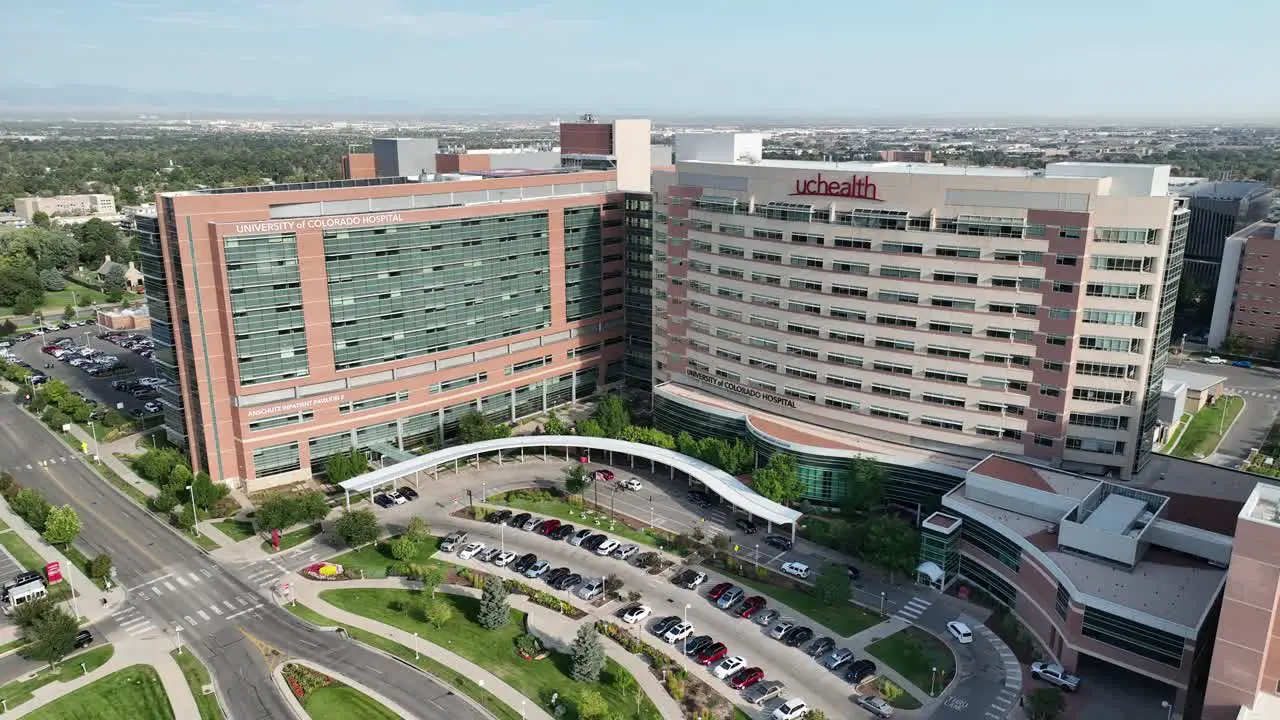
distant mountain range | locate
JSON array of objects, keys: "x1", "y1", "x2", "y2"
[{"x1": 0, "y1": 83, "x2": 407, "y2": 117}]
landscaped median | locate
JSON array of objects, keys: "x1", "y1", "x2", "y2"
[
  {"x1": 315, "y1": 588, "x2": 663, "y2": 720},
  {"x1": 22, "y1": 663, "x2": 173, "y2": 720},
  {"x1": 864, "y1": 626, "x2": 956, "y2": 708},
  {"x1": 0, "y1": 644, "x2": 115, "y2": 711},
  {"x1": 1171, "y1": 395, "x2": 1245, "y2": 458},
  {"x1": 283, "y1": 663, "x2": 400, "y2": 720},
  {"x1": 169, "y1": 649, "x2": 224, "y2": 720}
]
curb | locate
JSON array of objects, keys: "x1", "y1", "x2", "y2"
[{"x1": 277, "y1": 658, "x2": 419, "y2": 720}]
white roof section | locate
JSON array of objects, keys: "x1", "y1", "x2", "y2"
[{"x1": 340, "y1": 435, "x2": 803, "y2": 526}]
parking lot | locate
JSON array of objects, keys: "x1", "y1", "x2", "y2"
[{"x1": 2, "y1": 325, "x2": 163, "y2": 419}]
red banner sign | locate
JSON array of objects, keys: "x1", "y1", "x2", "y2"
[
  {"x1": 790, "y1": 173, "x2": 880, "y2": 201},
  {"x1": 272, "y1": 528, "x2": 280, "y2": 550},
  {"x1": 45, "y1": 561, "x2": 62, "y2": 584}
]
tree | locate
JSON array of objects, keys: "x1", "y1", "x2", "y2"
[
  {"x1": 166, "y1": 462, "x2": 193, "y2": 492},
  {"x1": 477, "y1": 577, "x2": 510, "y2": 630},
  {"x1": 575, "y1": 689, "x2": 609, "y2": 720},
  {"x1": 564, "y1": 463, "x2": 589, "y2": 495},
  {"x1": 12, "y1": 290, "x2": 41, "y2": 316},
  {"x1": 814, "y1": 562, "x2": 851, "y2": 605},
  {"x1": 294, "y1": 491, "x2": 331, "y2": 524},
  {"x1": 174, "y1": 505, "x2": 197, "y2": 530},
  {"x1": 189, "y1": 471, "x2": 227, "y2": 510},
  {"x1": 1026, "y1": 688, "x2": 1066, "y2": 720},
  {"x1": 102, "y1": 265, "x2": 127, "y2": 295},
  {"x1": 25, "y1": 604, "x2": 79, "y2": 667},
  {"x1": 254, "y1": 493, "x2": 301, "y2": 531},
  {"x1": 332, "y1": 508, "x2": 380, "y2": 548},
  {"x1": 570, "y1": 623, "x2": 606, "y2": 682},
  {"x1": 458, "y1": 411, "x2": 509, "y2": 444},
  {"x1": 0, "y1": 319, "x2": 16, "y2": 337},
  {"x1": 325, "y1": 449, "x2": 368, "y2": 484},
  {"x1": 421, "y1": 596, "x2": 454, "y2": 629},
  {"x1": 863, "y1": 515, "x2": 920, "y2": 583},
  {"x1": 404, "y1": 516, "x2": 430, "y2": 543},
  {"x1": 11, "y1": 487, "x2": 50, "y2": 530},
  {"x1": 543, "y1": 410, "x2": 568, "y2": 435},
  {"x1": 675, "y1": 431, "x2": 699, "y2": 458},
  {"x1": 41, "y1": 505, "x2": 81, "y2": 545},
  {"x1": 1220, "y1": 333, "x2": 1249, "y2": 355},
  {"x1": 89, "y1": 554, "x2": 113, "y2": 581},
  {"x1": 12, "y1": 597, "x2": 55, "y2": 628},
  {"x1": 840, "y1": 456, "x2": 886, "y2": 517},
  {"x1": 593, "y1": 393, "x2": 631, "y2": 438},
  {"x1": 74, "y1": 218, "x2": 127, "y2": 267},
  {"x1": 39, "y1": 269, "x2": 65, "y2": 291},
  {"x1": 151, "y1": 489, "x2": 179, "y2": 514},
  {"x1": 575, "y1": 418, "x2": 605, "y2": 437},
  {"x1": 388, "y1": 536, "x2": 419, "y2": 563},
  {"x1": 411, "y1": 563, "x2": 446, "y2": 597},
  {"x1": 61, "y1": 303, "x2": 74, "y2": 321},
  {"x1": 619, "y1": 425, "x2": 676, "y2": 450},
  {"x1": 750, "y1": 453, "x2": 804, "y2": 504},
  {"x1": 0, "y1": 254, "x2": 42, "y2": 307},
  {"x1": 31, "y1": 211, "x2": 50, "y2": 229}
]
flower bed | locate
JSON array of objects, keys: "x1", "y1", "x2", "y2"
[
  {"x1": 282, "y1": 663, "x2": 335, "y2": 699},
  {"x1": 302, "y1": 562, "x2": 345, "y2": 580},
  {"x1": 595, "y1": 620, "x2": 734, "y2": 718},
  {"x1": 514, "y1": 633, "x2": 549, "y2": 661}
]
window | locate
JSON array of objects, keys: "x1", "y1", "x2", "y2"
[
  {"x1": 922, "y1": 392, "x2": 965, "y2": 408},
  {"x1": 826, "y1": 374, "x2": 861, "y2": 389},
  {"x1": 876, "y1": 314, "x2": 917, "y2": 328},
  {"x1": 1086, "y1": 283, "x2": 1148, "y2": 299},
  {"x1": 752, "y1": 228, "x2": 784, "y2": 241},
  {"x1": 748, "y1": 356, "x2": 777, "y2": 371},
  {"x1": 751, "y1": 271, "x2": 782, "y2": 286},
  {"x1": 1083, "y1": 309, "x2": 1138, "y2": 326},
  {"x1": 791, "y1": 232, "x2": 825, "y2": 245},
  {"x1": 718, "y1": 224, "x2": 746, "y2": 237},
  {"x1": 1046, "y1": 335, "x2": 1067, "y2": 346},
  {"x1": 1079, "y1": 336, "x2": 1140, "y2": 353},
  {"x1": 827, "y1": 352, "x2": 863, "y2": 367},
  {"x1": 873, "y1": 360, "x2": 915, "y2": 376},
  {"x1": 991, "y1": 277, "x2": 1018, "y2": 288},
  {"x1": 1042, "y1": 360, "x2": 1064, "y2": 372},
  {"x1": 874, "y1": 337, "x2": 915, "y2": 352},
  {"x1": 508, "y1": 355, "x2": 554, "y2": 375},
  {"x1": 928, "y1": 321, "x2": 972, "y2": 335},
  {"x1": 752, "y1": 250, "x2": 783, "y2": 263},
  {"x1": 834, "y1": 237, "x2": 872, "y2": 249},
  {"x1": 250, "y1": 411, "x2": 314, "y2": 432},
  {"x1": 432, "y1": 372, "x2": 488, "y2": 393},
  {"x1": 869, "y1": 406, "x2": 910, "y2": 421},
  {"x1": 784, "y1": 387, "x2": 816, "y2": 402},
  {"x1": 789, "y1": 278, "x2": 822, "y2": 292},
  {"x1": 924, "y1": 369, "x2": 967, "y2": 384},
  {"x1": 1090, "y1": 256, "x2": 1151, "y2": 273},
  {"x1": 882, "y1": 242, "x2": 924, "y2": 254},
  {"x1": 790, "y1": 255, "x2": 824, "y2": 268},
  {"x1": 1034, "y1": 435, "x2": 1055, "y2": 447},
  {"x1": 921, "y1": 416, "x2": 963, "y2": 431},
  {"x1": 1069, "y1": 412, "x2": 1125, "y2": 430},
  {"x1": 689, "y1": 259, "x2": 712, "y2": 272},
  {"x1": 825, "y1": 396, "x2": 859, "y2": 411},
  {"x1": 831, "y1": 284, "x2": 868, "y2": 297},
  {"x1": 880, "y1": 265, "x2": 922, "y2": 279},
  {"x1": 717, "y1": 266, "x2": 744, "y2": 280},
  {"x1": 786, "y1": 322, "x2": 819, "y2": 336},
  {"x1": 933, "y1": 271, "x2": 978, "y2": 284},
  {"x1": 748, "y1": 315, "x2": 779, "y2": 330},
  {"x1": 931, "y1": 296, "x2": 976, "y2": 310},
  {"x1": 870, "y1": 384, "x2": 911, "y2": 399},
  {"x1": 716, "y1": 287, "x2": 743, "y2": 300},
  {"x1": 1048, "y1": 308, "x2": 1072, "y2": 320},
  {"x1": 1055, "y1": 254, "x2": 1078, "y2": 266},
  {"x1": 1075, "y1": 361, "x2": 1135, "y2": 379},
  {"x1": 1095, "y1": 227, "x2": 1159, "y2": 244},
  {"x1": 829, "y1": 307, "x2": 866, "y2": 321},
  {"x1": 785, "y1": 366, "x2": 818, "y2": 380},
  {"x1": 1059, "y1": 226, "x2": 1083, "y2": 239},
  {"x1": 935, "y1": 246, "x2": 981, "y2": 258},
  {"x1": 828, "y1": 330, "x2": 865, "y2": 345},
  {"x1": 750, "y1": 293, "x2": 781, "y2": 307},
  {"x1": 786, "y1": 344, "x2": 820, "y2": 359},
  {"x1": 746, "y1": 377, "x2": 776, "y2": 392},
  {"x1": 993, "y1": 250, "x2": 1021, "y2": 262},
  {"x1": 1055, "y1": 584, "x2": 1070, "y2": 620},
  {"x1": 834, "y1": 261, "x2": 871, "y2": 275},
  {"x1": 716, "y1": 307, "x2": 742, "y2": 323},
  {"x1": 1073, "y1": 387, "x2": 1132, "y2": 404},
  {"x1": 927, "y1": 345, "x2": 970, "y2": 359},
  {"x1": 715, "y1": 347, "x2": 742, "y2": 362},
  {"x1": 1052, "y1": 281, "x2": 1075, "y2": 293},
  {"x1": 747, "y1": 336, "x2": 778, "y2": 350},
  {"x1": 878, "y1": 290, "x2": 919, "y2": 304},
  {"x1": 1037, "y1": 410, "x2": 1058, "y2": 422},
  {"x1": 1081, "y1": 607, "x2": 1184, "y2": 668}
]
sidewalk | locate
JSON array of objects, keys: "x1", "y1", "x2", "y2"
[
  {"x1": 65, "y1": 424, "x2": 157, "y2": 500},
  {"x1": 10, "y1": 637, "x2": 202, "y2": 719},
  {"x1": 290, "y1": 576, "x2": 556, "y2": 720}
]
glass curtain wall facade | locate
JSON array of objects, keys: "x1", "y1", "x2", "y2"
[
  {"x1": 623, "y1": 193, "x2": 655, "y2": 393},
  {"x1": 225, "y1": 232, "x2": 309, "y2": 385},
  {"x1": 1134, "y1": 205, "x2": 1189, "y2": 472},
  {"x1": 134, "y1": 211, "x2": 190, "y2": 450}
]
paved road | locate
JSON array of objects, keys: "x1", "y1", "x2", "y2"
[
  {"x1": 1168, "y1": 357, "x2": 1280, "y2": 464},
  {"x1": 0, "y1": 400, "x2": 484, "y2": 720}
]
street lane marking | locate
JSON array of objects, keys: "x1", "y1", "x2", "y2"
[
  {"x1": 184, "y1": 615, "x2": 197, "y2": 626},
  {"x1": 200, "y1": 568, "x2": 212, "y2": 578},
  {"x1": 223, "y1": 600, "x2": 237, "y2": 612},
  {"x1": 209, "y1": 604, "x2": 222, "y2": 615},
  {"x1": 163, "y1": 581, "x2": 177, "y2": 592},
  {"x1": 176, "y1": 576, "x2": 190, "y2": 587},
  {"x1": 187, "y1": 572, "x2": 201, "y2": 584},
  {"x1": 128, "y1": 622, "x2": 156, "y2": 636},
  {"x1": 120, "y1": 616, "x2": 148, "y2": 628},
  {"x1": 226, "y1": 603, "x2": 263, "y2": 620},
  {"x1": 236, "y1": 597, "x2": 249, "y2": 606},
  {"x1": 138, "y1": 573, "x2": 173, "y2": 587},
  {"x1": 151, "y1": 585, "x2": 164, "y2": 596},
  {"x1": 197, "y1": 610, "x2": 210, "y2": 620}
]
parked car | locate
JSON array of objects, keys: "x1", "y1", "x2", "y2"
[
  {"x1": 524, "y1": 560, "x2": 550, "y2": 579},
  {"x1": 142, "y1": 401, "x2": 162, "y2": 414},
  {"x1": 372, "y1": 494, "x2": 394, "y2": 508},
  {"x1": 621, "y1": 605, "x2": 652, "y2": 624},
  {"x1": 769, "y1": 620, "x2": 795, "y2": 640},
  {"x1": 772, "y1": 699, "x2": 809, "y2": 720},
  {"x1": 737, "y1": 596, "x2": 766, "y2": 618},
  {"x1": 612, "y1": 543, "x2": 639, "y2": 561},
  {"x1": 74, "y1": 629, "x2": 93, "y2": 649},
  {"x1": 744, "y1": 679, "x2": 785, "y2": 705},
  {"x1": 947, "y1": 620, "x2": 974, "y2": 644},
  {"x1": 1204, "y1": 355, "x2": 1228, "y2": 364},
  {"x1": 555, "y1": 573, "x2": 583, "y2": 592},
  {"x1": 663, "y1": 622, "x2": 694, "y2": 644},
  {"x1": 581, "y1": 534, "x2": 608, "y2": 552},
  {"x1": 512, "y1": 553, "x2": 538, "y2": 574},
  {"x1": 397, "y1": 486, "x2": 419, "y2": 501},
  {"x1": 696, "y1": 642, "x2": 728, "y2": 666},
  {"x1": 651, "y1": 615, "x2": 682, "y2": 636},
  {"x1": 1233, "y1": 359, "x2": 1253, "y2": 368},
  {"x1": 823, "y1": 646, "x2": 855, "y2": 670},
  {"x1": 707, "y1": 582, "x2": 733, "y2": 601},
  {"x1": 682, "y1": 635, "x2": 713, "y2": 656},
  {"x1": 476, "y1": 548, "x2": 501, "y2": 564},
  {"x1": 619, "y1": 477, "x2": 641, "y2": 491},
  {"x1": 578, "y1": 578, "x2": 604, "y2": 600},
  {"x1": 844, "y1": 658, "x2": 878, "y2": 684},
  {"x1": 783, "y1": 626, "x2": 814, "y2": 647},
  {"x1": 487, "y1": 509, "x2": 512, "y2": 524},
  {"x1": 675, "y1": 569, "x2": 707, "y2": 589},
  {"x1": 735, "y1": 518, "x2": 758, "y2": 535},
  {"x1": 1029, "y1": 661, "x2": 1081, "y2": 691},
  {"x1": 855, "y1": 694, "x2": 894, "y2": 718},
  {"x1": 716, "y1": 586, "x2": 745, "y2": 610},
  {"x1": 457, "y1": 542, "x2": 484, "y2": 560},
  {"x1": 847, "y1": 564, "x2": 862, "y2": 580},
  {"x1": 538, "y1": 518, "x2": 561, "y2": 536},
  {"x1": 780, "y1": 561, "x2": 810, "y2": 579},
  {"x1": 569, "y1": 528, "x2": 594, "y2": 546},
  {"x1": 595, "y1": 538, "x2": 619, "y2": 556},
  {"x1": 384, "y1": 490, "x2": 407, "y2": 505},
  {"x1": 730, "y1": 667, "x2": 764, "y2": 689},
  {"x1": 550, "y1": 524, "x2": 576, "y2": 540},
  {"x1": 508, "y1": 512, "x2": 532, "y2": 528},
  {"x1": 764, "y1": 535, "x2": 793, "y2": 551},
  {"x1": 713, "y1": 655, "x2": 746, "y2": 679},
  {"x1": 593, "y1": 469, "x2": 615, "y2": 482},
  {"x1": 520, "y1": 515, "x2": 541, "y2": 532},
  {"x1": 806, "y1": 636, "x2": 835, "y2": 658},
  {"x1": 544, "y1": 567, "x2": 570, "y2": 586},
  {"x1": 754, "y1": 608, "x2": 780, "y2": 627}
]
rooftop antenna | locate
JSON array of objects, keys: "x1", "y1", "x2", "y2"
[{"x1": 580, "y1": 113, "x2": 597, "y2": 124}]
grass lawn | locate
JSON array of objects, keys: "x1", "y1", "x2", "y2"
[
  {"x1": 23, "y1": 663, "x2": 173, "y2": 720},
  {"x1": 169, "y1": 649, "x2": 224, "y2": 720},
  {"x1": 0, "y1": 287, "x2": 108, "y2": 320},
  {"x1": 0, "y1": 529, "x2": 47, "y2": 571},
  {"x1": 62, "y1": 544, "x2": 107, "y2": 589},
  {"x1": 0, "y1": 517, "x2": 9, "y2": 531},
  {"x1": 327, "y1": 536, "x2": 440, "y2": 579},
  {"x1": 0, "y1": 644, "x2": 115, "y2": 709},
  {"x1": 212, "y1": 519, "x2": 257, "y2": 543},
  {"x1": 0, "y1": 637, "x2": 28, "y2": 656},
  {"x1": 285, "y1": 603, "x2": 521, "y2": 720},
  {"x1": 300, "y1": 683, "x2": 400, "y2": 720},
  {"x1": 320, "y1": 588, "x2": 662, "y2": 720},
  {"x1": 1172, "y1": 395, "x2": 1246, "y2": 458},
  {"x1": 486, "y1": 492, "x2": 664, "y2": 549},
  {"x1": 727, "y1": 572, "x2": 883, "y2": 636},
  {"x1": 865, "y1": 627, "x2": 955, "y2": 698},
  {"x1": 261, "y1": 524, "x2": 321, "y2": 553}
]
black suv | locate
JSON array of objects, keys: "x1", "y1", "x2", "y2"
[
  {"x1": 74, "y1": 630, "x2": 93, "y2": 649},
  {"x1": 487, "y1": 509, "x2": 512, "y2": 524},
  {"x1": 735, "y1": 518, "x2": 758, "y2": 535},
  {"x1": 513, "y1": 553, "x2": 538, "y2": 574},
  {"x1": 550, "y1": 524, "x2": 576, "y2": 540},
  {"x1": 783, "y1": 626, "x2": 814, "y2": 647},
  {"x1": 372, "y1": 494, "x2": 394, "y2": 508},
  {"x1": 508, "y1": 512, "x2": 531, "y2": 528}
]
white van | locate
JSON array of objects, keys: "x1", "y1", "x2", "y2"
[{"x1": 4, "y1": 580, "x2": 46, "y2": 613}]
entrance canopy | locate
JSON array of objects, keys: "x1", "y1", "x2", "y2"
[
  {"x1": 338, "y1": 434, "x2": 803, "y2": 527},
  {"x1": 916, "y1": 561, "x2": 944, "y2": 584}
]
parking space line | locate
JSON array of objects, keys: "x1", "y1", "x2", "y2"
[
  {"x1": 163, "y1": 581, "x2": 177, "y2": 592},
  {"x1": 175, "y1": 576, "x2": 189, "y2": 587},
  {"x1": 151, "y1": 585, "x2": 164, "y2": 596}
]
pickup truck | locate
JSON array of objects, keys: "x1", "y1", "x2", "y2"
[
  {"x1": 1030, "y1": 661, "x2": 1081, "y2": 692},
  {"x1": 440, "y1": 532, "x2": 468, "y2": 553}
]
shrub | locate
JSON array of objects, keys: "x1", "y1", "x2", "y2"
[
  {"x1": 515, "y1": 633, "x2": 542, "y2": 657},
  {"x1": 151, "y1": 490, "x2": 178, "y2": 514},
  {"x1": 89, "y1": 554, "x2": 113, "y2": 580},
  {"x1": 387, "y1": 536, "x2": 419, "y2": 562}
]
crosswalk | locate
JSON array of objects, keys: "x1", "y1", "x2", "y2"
[
  {"x1": 894, "y1": 596, "x2": 932, "y2": 622},
  {"x1": 112, "y1": 564, "x2": 268, "y2": 640},
  {"x1": 1232, "y1": 389, "x2": 1280, "y2": 401},
  {"x1": 0, "y1": 456, "x2": 77, "y2": 473}
]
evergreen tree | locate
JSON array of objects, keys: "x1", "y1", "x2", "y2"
[
  {"x1": 477, "y1": 577, "x2": 510, "y2": 630},
  {"x1": 570, "y1": 624, "x2": 606, "y2": 682}
]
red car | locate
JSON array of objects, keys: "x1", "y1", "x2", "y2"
[
  {"x1": 40, "y1": 346, "x2": 58, "y2": 355},
  {"x1": 730, "y1": 667, "x2": 765, "y2": 689},
  {"x1": 707, "y1": 582, "x2": 732, "y2": 601},
  {"x1": 696, "y1": 642, "x2": 728, "y2": 666},
  {"x1": 737, "y1": 596, "x2": 766, "y2": 618},
  {"x1": 539, "y1": 519, "x2": 561, "y2": 535},
  {"x1": 593, "y1": 469, "x2": 615, "y2": 482}
]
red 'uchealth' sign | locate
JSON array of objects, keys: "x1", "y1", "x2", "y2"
[
  {"x1": 790, "y1": 173, "x2": 881, "y2": 201},
  {"x1": 45, "y1": 561, "x2": 62, "y2": 584}
]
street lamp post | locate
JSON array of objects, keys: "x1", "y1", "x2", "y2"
[
  {"x1": 649, "y1": 495, "x2": 654, "y2": 529},
  {"x1": 753, "y1": 544, "x2": 759, "y2": 569},
  {"x1": 481, "y1": 481, "x2": 486, "y2": 503},
  {"x1": 1161, "y1": 700, "x2": 1173, "y2": 720},
  {"x1": 500, "y1": 521, "x2": 505, "y2": 553},
  {"x1": 67, "y1": 572, "x2": 81, "y2": 620},
  {"x1": 682, "y1": 602, "x2": 691, "y2": 655},
  {"x1": 186, "y1": 484, "x2": 200, "y2": 536},
  {"x1": 931, "y1": 666, "x2": 937, "y2": 695},
  {"x1": 87, "y1": 421, "x2": 99, "y2": 460},
  {"x1": 175, "y1": 626, "x2": 183, "y2": 654},
  {"x1": 880, "y1": 591, "x2": 887, "y2": 615},
  {"x1": 413, "y1": 631, "x2": 419, "y2": 660}
]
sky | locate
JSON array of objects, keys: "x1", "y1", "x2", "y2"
[{"x1": 5, "y1": 0, "x2": 1279, "y2": 119}]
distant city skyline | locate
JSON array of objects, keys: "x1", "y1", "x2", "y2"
[{"x1": 6, "y1": 0, "x2": 1280, "y2": 119}]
